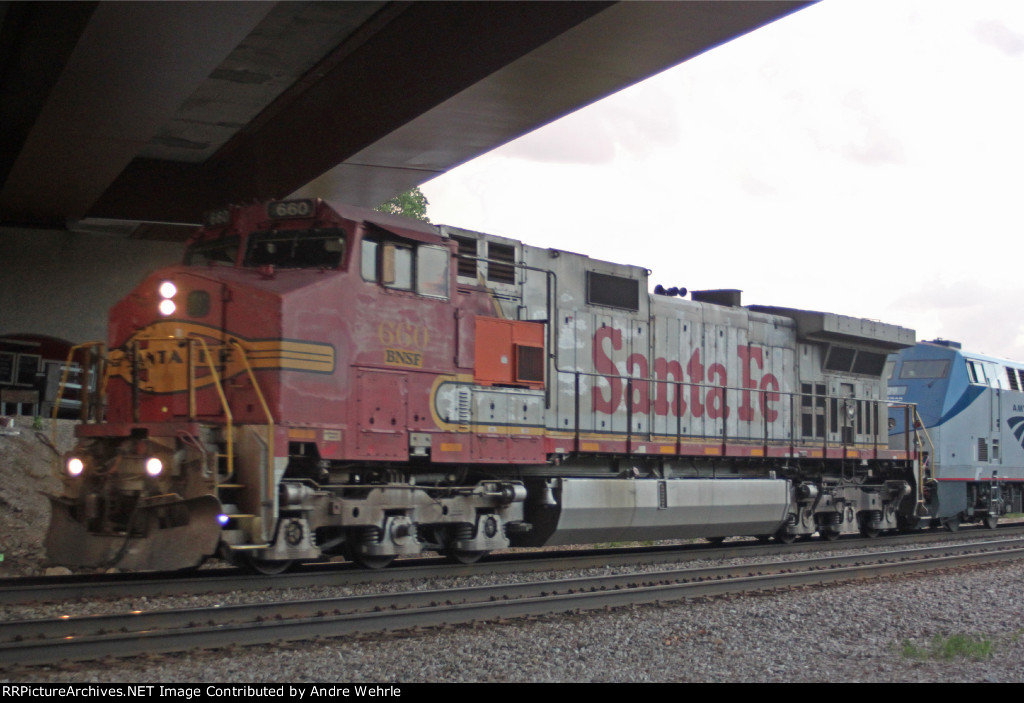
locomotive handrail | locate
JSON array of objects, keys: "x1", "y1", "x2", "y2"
[
  {"x1": 914, "y1": 405, "x2": 935, "y2": 516},
  {"x1": 50, "y1": 341, "x2": 107, "y2": 424},
  {"x1": 50, "y1": 341, "x2": 107, "y2": 476},
  {"x1": 229, "y1": 339, "x2": 275, "y2": 510},
  {"x1": 186, "y1": 335, "x2": 233, "y2": 485},
  {"x1": 456, "y1": 252, "x2": 560, "y2": 410},
  {"x1": 891, "y1": 401, "x2": 934, "y2": 517},
  {"x1": 557, "y1": 366, "x2": 891, "y2": 459}
]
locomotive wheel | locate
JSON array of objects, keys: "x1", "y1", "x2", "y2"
[
  {"x1": 350, "y1": 552, "x2": 395, "y2": 569},
  {"x1": 943, "y1": 518, "x2": 960, "y2": 532},
  {"x1": 704, "y1": 536, "x2": 726, "y2": 545},
  {"x1": 444, "y1": 548, "x2": 489, "y2": 565},
  {"x1": 821, "y1": 530, "x2": 840, "y2": 541},
  {"x1": 985, "y1": 514, "x2": 999, "y2": 530},
  {"x1": 241, "y1": 555, "x2": 294, "y2": 576},
  {"x1": 221, "y1": 545, "x2": 294, "y2": 575},
  {"x1": 774, "y1": 530, "x2": 796, "y2": 544},
  {"x1": 858, "y1": 525, "x2": 880, "y2": 539}
]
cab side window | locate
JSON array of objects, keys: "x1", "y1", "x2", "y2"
[
  {"x1": 966, "y1": 360, "x2": 988, "y2": 385},
  {"x1": 361, "y1": 239, "x2": 378, "y2": 281},
  {"x1": 382, "y1": 243, "x2": 413, "y2": 290},
  {"x1": 361, "y1": 238, "x2": 449, "y2": 300},
  {"x1": 417, "y1": 245, "x2": 449, "y2": 299}
]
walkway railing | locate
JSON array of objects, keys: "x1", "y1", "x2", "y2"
[{"x1": 555, "y1": 367, "x2": 914, "y2": 461}]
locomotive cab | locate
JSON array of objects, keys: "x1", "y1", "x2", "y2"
[{"x1": 46, "y1": 199, "x2": 532, "y2": 571}]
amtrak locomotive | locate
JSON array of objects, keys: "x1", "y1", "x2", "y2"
[
  {"x1": 45, "y1": 199, "x2": 923, "y2": 572},
  {"x1": 888, "y1": 340, "x2": 1024, "y2": 530}
]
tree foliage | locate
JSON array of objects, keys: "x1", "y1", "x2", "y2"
[{"x1": 376, "y1": 187, "x2": 430, "y2": 222}]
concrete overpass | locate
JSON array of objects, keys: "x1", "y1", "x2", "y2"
[{"x1": 0, "y1": 1, "x2": 809, "y2": 344}]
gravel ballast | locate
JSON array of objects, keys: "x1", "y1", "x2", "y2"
[
  {"x1": 4, "y1": 418, "x2": 1024, "y2": 682},
  {"x1": 6, "y1": 560, "x2": 1024, "y2": 683}
]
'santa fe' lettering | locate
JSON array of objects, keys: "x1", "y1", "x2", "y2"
[{"x1": 592, "y1": 327, "x2": 780, "y2": 421}]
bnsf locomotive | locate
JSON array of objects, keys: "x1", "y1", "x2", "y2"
[{"x1": 46, "y1": 199, "x2": 924, "y2": 572}]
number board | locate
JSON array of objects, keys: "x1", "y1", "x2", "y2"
[{"x1": 267, "y1": 199, "x2": 315, "y2": 219}]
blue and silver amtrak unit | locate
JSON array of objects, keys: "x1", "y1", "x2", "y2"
[{"x1": 888, "y1": 339, "x2": 1024, "y2": 529}]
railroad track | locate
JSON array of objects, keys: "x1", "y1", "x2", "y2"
[
  {"x1": 3, "y1": 523, "x2": 1021, "y2": 606},
  {"x1": 4, "y1": 535, "x2": 1024, "y2": 667}
]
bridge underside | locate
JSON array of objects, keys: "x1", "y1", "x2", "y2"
[{"x1": 0, "y1": 1, "x2": 808, "y2": 237}]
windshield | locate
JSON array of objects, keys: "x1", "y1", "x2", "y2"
[
  {"x1": 898, "y1": 359, "x2": 950, "y2": 379},
  {"x1": 184, "y1": 236, "x2": 240, "y2": 266},
  {"x1": 244, "y1": 228, "x2": 347, "y2": 269}
]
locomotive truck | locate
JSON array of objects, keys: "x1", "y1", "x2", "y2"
[{"x1": 46, "y1": 199, "x2": 923, "y2": 572}]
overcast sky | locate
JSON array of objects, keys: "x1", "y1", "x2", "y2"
[{"x1": 421, "y1": 0, "x2": 1024, "y2": 361}]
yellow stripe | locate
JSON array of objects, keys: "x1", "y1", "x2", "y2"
[{"x1": 108, "y1": 321, "x2": 336, "y2": 392}]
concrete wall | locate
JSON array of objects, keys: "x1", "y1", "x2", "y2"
[{"x1": 1, "y1": 227, "x2": 182, "y2": 343}]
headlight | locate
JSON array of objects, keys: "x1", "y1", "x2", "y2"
[
  {"x1": 66, "y1": 457, "x2": 85, "y2": 477},
  {"x1": 145, "y1": 457, "x2": 164, "y2": 477},
  {"x1": 158, "y1": 280, "x2": 177, "y2": 316}
]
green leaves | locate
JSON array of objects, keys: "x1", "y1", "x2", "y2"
[{"x1": 376, "y1": 187, "x2": 430, "y2": 222}]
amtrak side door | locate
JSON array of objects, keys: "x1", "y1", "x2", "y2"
[{"x1": 965, "y1": 359, "x2": 1000, "y2": 473}]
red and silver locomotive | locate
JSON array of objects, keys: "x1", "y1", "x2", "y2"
[{"x1": 46, "y1": 199, "x2": 922, "y2": 572}]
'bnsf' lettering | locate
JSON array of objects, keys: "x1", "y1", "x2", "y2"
[
  {"x1": 385, "y1": 348, "x2": 423, "y2": 368},
  {"x1": 592, "y1": 327, "x2": 779, "y2": 421}
]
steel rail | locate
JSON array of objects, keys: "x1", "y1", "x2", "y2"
[
  {"x1": 4, "y1": 524, "x2": 1024, "y2": 606},
  {"x1": 3, "y1": 538, "x2": 1024, "y2": 667}
]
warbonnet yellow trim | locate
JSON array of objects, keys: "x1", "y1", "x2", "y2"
[{"x1": 106, "y1": 320, "x2": 335, "y2": 394}]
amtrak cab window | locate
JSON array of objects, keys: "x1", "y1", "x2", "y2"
[{"x1": 966, "y1": 360, "x2": 988, "y2": 385}]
